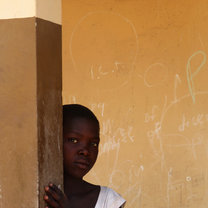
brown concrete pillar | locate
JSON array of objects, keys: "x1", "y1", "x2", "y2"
[{"x1": 0, "y1": 1, "x2": 62, "y2": 208}]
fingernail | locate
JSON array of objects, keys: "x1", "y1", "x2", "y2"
[{"x1": 45, "y1": 186, "x2": 49, "y2": 191}]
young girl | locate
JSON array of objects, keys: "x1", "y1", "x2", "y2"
[{"x1": 44, "y1": 104, "x2": 126, "y2": 208}]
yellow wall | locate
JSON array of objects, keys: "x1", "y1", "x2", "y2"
[{"x1": 62, "y1": 1, "x2": 208, "y2": 207}]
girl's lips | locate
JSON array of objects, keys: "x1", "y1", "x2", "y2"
[{"x1": 74, "y1": 160, "x2": 90, "y2": 169}]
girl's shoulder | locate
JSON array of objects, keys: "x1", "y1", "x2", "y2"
[{"x1": 95, "y1": 186, "x2": 126, "y2": 208}]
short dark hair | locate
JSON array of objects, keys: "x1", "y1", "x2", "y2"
[{"x1": 63, "y1": 104, "x2": 100, "y2": 129}]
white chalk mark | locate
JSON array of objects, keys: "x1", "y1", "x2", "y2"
[
  {"x1": 163, "y1": 133, "x2": 203, "y2": 160},
  {"x1": 159, "y1": 91, "x2": 208, "y2": 161},
  {"x1": 90, "y1": 65, "x2": 94, "y2": 80},
  {"x1": 191, "y1": 136, "x2": 203, "y2": 160},
  {"x1": 156, "y1": 91, "x2": 208, "y2": 164},
  {"x1": 178, "y1": 114, "x2": 190, "y2": 132},
  {"x1": 63, "y1": 95, "x2": 77, "y2": 104},
  {"x1": 198, "y1": 33, "x2": 205, "y2": 49},
  {"x1": 148, "y1": 90, "x2": 207, "y2": 172},
  {"x1": 143, "y1": 63, "x2": 168, "y2": 87},
  {"x1": 99, "y1": 139, "x2": 120, "y2": 156},
  {"x1": 128, "y1": 185, "x2": 142, "y2": 207},
  {"x1": 69, "y1": 11, "x2": 139, "y2": 72},
  {"x1": 159, "y1": 136, "x2": 165, "y2": 170},
  {"x1": 128, "y1": 126, "x2": 134, "y2": 142},
  {"x1": 98, "y1": 65, "x2": 108, "y2": 76},
  {"x1": 147, "y1": 119, "x2": 166, "y2": 170},
  {"x1": 91, "y1": 103, "x2": 105, "y2": 117},
  {"x1": 173, "y1": 73, "x2": 182, "y2": 102},
  {"x1": 160, "y1": 95, "x2": 168, "y2": 126},
  {"x1": 89, "y1": 169, "x2": 100, "y2": 184},
  {"x1": 137, "y1": 73, "x2": 144, "y2": 80},
  {"x1": 144, "y1": 105, "x2": 158, "y2": 123},
  {"x1": 148, "y1": 135, "x2": 161, "y2": 158},
  {"x1": 186, "y1": 176, "x2": 192, "y2": 182},
  {"x1": 178, "y1": 113, "x2": 205, "y2": 132},
  {"x1": 114, "y1": 61, "x2": 120, "y2": 71},
  {"x1": 72, "y1": 96, "x2": 76, "y2": 104},
  {"x1": 167, "y1": 168, "x2": 173, "y2": 208},
  {"x1": 186, "y1": 50, "x2": 206, "y2": 104},
  {"x1": 114, "y1": 61, "x2": 125, "y2": 73},
  {"x1": 108, "y1": 141, "x2": 121, "y2": 188},
  {"x1": 90, "y1": 64, "x2": 108, "y2": 80},
  {"x1": 163, "y1": 133, "x2": 192, "y2": 147},
  {"x1": 100, "y1": 104, "x2": 105, "y2": 117},
  {"x1": 160, "y1": 91, "x2": 208, "y2": 126}
]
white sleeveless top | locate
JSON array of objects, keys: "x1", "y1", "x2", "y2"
[{"x1": 95, "y1": 186, "x2": 126, "y2": 208}]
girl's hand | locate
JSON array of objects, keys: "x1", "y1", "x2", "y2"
[{"x1": 44, "y1": 183, "x2": 70, "y2": 208}]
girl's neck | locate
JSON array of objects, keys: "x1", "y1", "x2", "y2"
[{"x1": 64, "y1": 175, "x2": 90, "y2": 195}]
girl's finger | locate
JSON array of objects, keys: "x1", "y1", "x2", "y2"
[
  {"x1": 45, "y1": 186, "x2": 62, "y2": 202},
  {"x1": 49, "y1": 183, "x2": 64, "y2": 196},
  {"x1": 44, "y1": 194, "x2": 59, "y2": 208}
]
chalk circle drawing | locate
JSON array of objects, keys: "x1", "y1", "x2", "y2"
[
  {"x1": 143, "y1": 63, "x2": 168, "y2": 87},
  {"x1": 109, "y1": 169, "x2": 125, "y2": 189},
  {"x1": 69, "y1": 11, "x2": 139, "y2": 91},
  {"x1": 186, "y1": 50, "x2": 207, "y2": 104}
]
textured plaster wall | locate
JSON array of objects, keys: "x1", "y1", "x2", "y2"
[
  {"x1": 36, "y1": 18, "x2": 63, "y2": 208},
  {"x1": 0, "y1": 17, "x2": 62, "y2": 208},
  {"x1": 0, "y1": 17, "x2": 38, "y2": 208}
]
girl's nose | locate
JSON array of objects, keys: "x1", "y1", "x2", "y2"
[{"x1": 78, "y1": 147, "x2": 89, "y2": 156}]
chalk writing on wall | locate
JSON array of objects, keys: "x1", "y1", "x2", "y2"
[{"x1": 63, "y1": 2, "x2": 208, "y2": 207}]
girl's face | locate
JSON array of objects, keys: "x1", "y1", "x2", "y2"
[{"x1": 63, "y1": 117, "x2": 100, "y2": 179}]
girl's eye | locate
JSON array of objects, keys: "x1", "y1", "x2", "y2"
[
  {"x1": 91, "y1": 142, "x2": 98, "y2": 147},
  {"x1": 68, "y1": 138, "x2": 78, "y2": 143}
]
